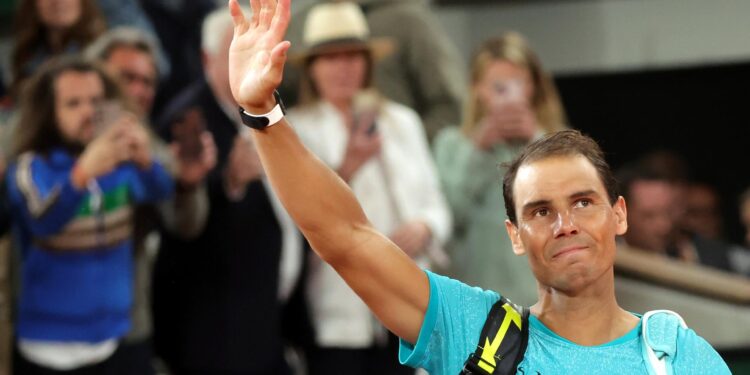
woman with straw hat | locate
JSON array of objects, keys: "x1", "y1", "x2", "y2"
[{"x1": 285, "y1": 2, "x2": 452, "y2": 374}]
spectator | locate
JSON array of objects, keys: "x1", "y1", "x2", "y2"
[
  {"x1": 6, "y1": 56, "x2": 173, "y2": 374},
  {"x1": 151, "y1": 6, "x2": 304, "y2": 374},
  {"x1": 85, "y1": 27, "x2": 161, "y2": 120},
  {"x1": 732, "y1": 189, "x2": 750, "y2": 276},
  {"x1": 617, "y1": 165, "x2": 679, "y2": 256},
  {"x1": 433, "y1": 33, "x2": 566, "y2": 307},
  {"x1": 283, "y1": 0, "x2": 466, "y2": 140},
  {"x1": 8, "y1": 0, "x2": 106, "y2": 98},
  {"x1": 618, "y1": 160, "x2": 735, "y2": 272},
  {"x1": 683, "y1": 181, "x2": 723, "y2": 240},
  {"x1": 139, "y1": 0, "x2": 217, "y2": 119},
  {"x1": 85, "y1": 27, "x2": 216, "y2": 375},
  {"x1": 740, "y1": 189, "x2": 750, "y2": 248},
  {"x1": 94, "y1": 0, "x2": 170, "y2": 78},
  {"x1": 286, "y1": 3, "x2": 451, "y2": 374}
]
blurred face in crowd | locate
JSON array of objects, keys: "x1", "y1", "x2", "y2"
[
  {"x1": 36, "y1": 0, "x2": 81, "y2": 30},
  {"x1": 506, "y1": 155, "x2": 627, "y2": 293},
  {"x1": 54, "y1": 70, "x2": 103, "y2": 146},
  {"x1": 683, "y1": 184, "x2": 722, "y2": 239},
  {"x1": 204, "y1": 26, "x2": 235, "y2": 108},
  {"x1": 623, "y1": 179, "x2": 678, "y2": 253},
  {"x1": 475, "y1": 60, "x2": 534, "y2": 113},
  {"x1": 741, "y1": 199, "x2": 750, "y2": 247},
  {"x1": 105, "y1": 46, "x2": 157, "y2": 117},
  {"x1": 309, "y1": 49, "x2": 368, "y2": 106}
]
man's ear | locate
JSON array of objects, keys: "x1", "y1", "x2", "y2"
[
  {"x1": 613, "y1": 196, "x2": 628, "y2": 236},
  {"x1": 505, "y1": 219, "x2": 526, "y2": 256}
]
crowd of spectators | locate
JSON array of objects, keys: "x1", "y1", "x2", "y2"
[{"x1": 0, "y1": 0, "x2": 747, "y2": 374}]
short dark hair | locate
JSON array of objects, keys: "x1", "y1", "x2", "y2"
[{"x1": 502, "y1": 130, "x2": 618, "y2": 224}]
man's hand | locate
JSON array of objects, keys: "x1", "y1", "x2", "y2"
[
  {"x1": 473, "y1": 103, "x2": 537, "y2": 149},
  {"x1": 75, "y1": 119, "x2": 132, "y2": 188},
  {"x1": 124, "y1": 116, "x2": 154, "y2": 169},
  {"x1": 390, "y1": 221, "x2": 432, "y2": 258},
  {"x1": 337, "y1": 119, "x2": 381, "y2": 182},
  {"x1": 228, "y1": 0, "x2": 291, "y2": 114},
  {"x1": 493, "y1": 103, "x2": 537, "y2": 142},
  {"x1": 224, "y1": 135, "x2": 263, "y2": 199},
  {"x1": 171, "y1": 131, "x2": 218, "y2": 189}
]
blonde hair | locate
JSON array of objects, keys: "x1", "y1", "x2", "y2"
[{"x1": 461, "y1": 32, "x2": 567, "y2": 135}]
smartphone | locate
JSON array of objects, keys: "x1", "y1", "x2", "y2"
[
  {"x1": 353, "y1": 90, "x2": 381, "y2": 136},
  {"x1": 92, "y1": 101, "x2": 124, "y2": 136},
  {"x1": 171, "y1": 108, "x2": 206, "y2": 161}
]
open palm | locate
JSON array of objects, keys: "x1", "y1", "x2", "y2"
[{"x1": 228, "y1": 0, "x2": 291, "y2": 113}]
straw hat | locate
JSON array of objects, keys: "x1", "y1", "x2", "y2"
[{"x1": 292, "y1": 2, "x2": 395, "y2": 64}]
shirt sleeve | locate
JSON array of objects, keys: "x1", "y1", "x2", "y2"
[
  {"x1": 672, "y1": 327, "x2": 731, "y2": 375},
  {"x1": 6, "y1": 154, "x2": 86, "y2": 237},
  {"x1": 399, "y1": 270, "x2": 500, "y2": 374},
  {"x1": 394, "y1": 106, "x2": 452, "y2": 245},
  {"x1": 127, "y1": 161, "x2": 174, "y2": 204},
  {"x1": 433, "y1": 128, "x2": 502, "y2": 230}
]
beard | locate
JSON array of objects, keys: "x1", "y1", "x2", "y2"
[{"x1": 60, "y1": 136, "x2": 85, "y2": 155}]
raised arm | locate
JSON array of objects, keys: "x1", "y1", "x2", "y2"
[{"x1": 226, "y1": 0, "x2": 428, "y2": 343}]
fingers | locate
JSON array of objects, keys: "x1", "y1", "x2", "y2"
[
  {"x1": 200, "y1": 133, "x2": 218, "y2": 169},
  {"x1": 249, "y1": 0, "x2": 261, "y2": 27},
  {"x1": 169, "y1": 142, "x2": 183, "y2": 164},
  {"x1": 258, "y1": 0, "x2": 275, "y2": 30},
  {"x1": 229, "y1": 0, "x2": 248, "y2": 33},
  {"x1": 270, "y1": 0, "x2": 290, "y2": 36},
  {"x1": 114, "y1": 137, "x2": 133, "y2": 163},
  {"x1": 266, "y1": 41, "x2": 290, "y2": 85}
]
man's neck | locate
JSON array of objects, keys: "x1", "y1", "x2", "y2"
[{"x1": 531, "y1": 270, "x2": 639, "y2": 346}]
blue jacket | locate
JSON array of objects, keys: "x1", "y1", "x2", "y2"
[{"x1": 6, "y1": 148, "x2": 173, "y2": 342}]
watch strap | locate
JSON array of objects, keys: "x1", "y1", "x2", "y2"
[{"x1": 238, "y1": 91, "x2": 286, "y2": 129}]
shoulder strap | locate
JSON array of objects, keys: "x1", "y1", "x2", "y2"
[
  {"x1": 641, "y1": 310, "x2": 687, "y2": 375},
  {"x1": 460, "y1": 297, "x2": 529, "y2": 375}
]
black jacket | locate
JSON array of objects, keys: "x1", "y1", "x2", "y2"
[{"x1": 152, "y1": 79, "x2": 288, "y2": 373}]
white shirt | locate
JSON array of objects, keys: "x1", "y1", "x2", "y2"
[{"x1": 288, "y1": 100, "x2": 452, "y2": 347}]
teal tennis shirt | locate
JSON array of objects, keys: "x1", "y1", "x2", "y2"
[{"x1": 399, "y1": 271, "x2": 730, "y2": 374}]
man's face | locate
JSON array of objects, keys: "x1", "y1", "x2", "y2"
[
  {"x1": 741, "y1": 199, "x2": 750, "y2": 247},
  {"x1": 505, "y1": 155, "x2": 627, "y2": 293},
  {"x1": 105, "y1": 46, "x2": 157, "y2": 117},
  {"x1": 683, "y1": 184, "x2": 721, "y2": 239},
  {"x1": 623, "y1": 179, "x2": 677, "y2": 253},
  {"x1": 54, "y1": 70, "x2": 104, "y2": 145}
]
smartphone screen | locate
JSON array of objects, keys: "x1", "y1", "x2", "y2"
[
  {"x1": 92, "y1": 101, "x2": 123, "y2": 136},
  {"x1": 353, "y1": 90, "x2": 381, "y2": 136}
]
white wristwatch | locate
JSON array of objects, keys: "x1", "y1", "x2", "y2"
[{"x1": 238, "y1": 90, "x2": 286, "y2": 129}]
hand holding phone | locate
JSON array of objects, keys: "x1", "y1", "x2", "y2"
[
  {"x1": 92, "y1": 101, "x2": 124, "y2": 137},
  {"x1": 171, "y1": 108, "x2": 206, "y2": 162},
  {"x1": 353, "y1": 90, "x2": 382, "y2": 136}
]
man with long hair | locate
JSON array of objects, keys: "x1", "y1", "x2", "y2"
[{"x1": 6, "y1": 56, "x2": 173, "y2": 374}]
